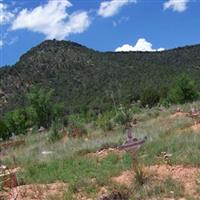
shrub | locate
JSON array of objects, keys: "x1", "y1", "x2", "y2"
[
  {"x1": 0, "y1": 119, "x2": 10, "y2": 140},
  {"x1": 130, "y1": 104, "x2": 142, "y2": 114},
  {"x1": 67, "y1": 114, "x2": 87, "y2": 137},
  {"x1": 4, "y1": 108, "x2": 31, "y2": 135},
  {"x1": 140, "y1": 88, "x2": 160, "y2": 108},
  {"x1": 48, "y1": 120, "x2": 63, "y2": 142},
  {"x1": 99, "y1": 119, "x2": 114, "y2": 132},
  {"x1": 134, "y1": 164, "x2": 146, "y2": 186},
  {"x1": 160, "y1": 98, "x2": 171, "y2": 108},
  {"x1": 168, "y1": 74, "x2": 199, "y2": 104},
  {"x1": 96, "y1": 110, "x2": 116, "y2": 131},
  {"x1": 114, "y1": 105, "x2": 132, "y2": 126}
]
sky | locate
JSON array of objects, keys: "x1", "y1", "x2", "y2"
[{"x1": 0, "y1": 0, "x2": 200, "y2": 67}]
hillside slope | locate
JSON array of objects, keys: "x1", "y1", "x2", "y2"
[{"x1": 1, "y1": 40, "x2": 200, "y2": 114}]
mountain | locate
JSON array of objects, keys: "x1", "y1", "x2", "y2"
[{"x1": 1, "y1": 40, "x2": 200, "y2": 114}]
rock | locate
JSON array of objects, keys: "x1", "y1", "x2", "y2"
[
  {"x1": 41, "y1": 151, "x2": 54, "y2": 155},
  {"x1": 38, "y1": 126, "x2": 46, "y2": 133},
  {"x1": 99, "y1": 191, "x2": 129, "y2": 200}
]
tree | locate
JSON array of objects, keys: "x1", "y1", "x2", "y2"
[
  {"x1": 26, "y1": 88, "x2": 64, "y2": 128},
  {"x1": 4, "y1": 108, "x2": 32, "y2": 135},
  {"x1": 168, "y1": 74, "x2": 199, "y2": 104}
]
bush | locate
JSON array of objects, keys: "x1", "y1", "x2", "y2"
[
  {"x1": 98, "y1": 118, "x2": 114, "y2": 132},
  {"x1": 130, "y1": 104, "x2": 142, "y2": 114},
  {"x1": 0, "y1": 119, "x2": 9, "y2": 140},
  {"x1": 4, "y1": 108, "x2": 32, "y2": 135},
  {"x1": 48, "y1": 120, "x2": 63, "y2": 142},
  {"x1": 168, "y1": 74, "x2": 199, "y2": 104},
  {"x1": 114, "y1": 105, "x2": 132, "y2": 125},
  {"x1": 160, "y1": 98, "x2": 171, "y2": 108},
  {"x1": 67, "y1": 114, "x2": 87, "y2": 137},
  {"x1": 95, "y1": 110, "x2": 116, "y2": 131},
  {"x1": 140, "y1": 88, "x2": 160, "y2": 108}
]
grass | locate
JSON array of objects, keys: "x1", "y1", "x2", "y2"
[
  {"x1": 128, "y1": 177, "x2": 185, "y2": 200},
  {"x1": 1, "y1": 101, "x2": 200, "y2": 199},
  {"x1": 153, "y1": 177, "x2": 184, "y2": 197},
  {"x1": 20, "y1": 153, "x2": 131, "y2": 188}
]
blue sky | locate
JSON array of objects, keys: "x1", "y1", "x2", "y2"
[{"x1": 0, "y1": 0, "x2": 200, "y2": 67}]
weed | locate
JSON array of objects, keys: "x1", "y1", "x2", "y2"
[{"x1": 153, "y1": 177, "x2": 184, "y2": 197}]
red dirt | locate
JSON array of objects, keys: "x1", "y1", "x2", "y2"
[
  {"x1": 177, "y1": 123, "x2": 200, "y2": 133},
  {"x1": 170, "y1": 112, "x2": 188, "y2": 119},
  {"x1": 191, "y1": 123, "x2": 200, "y2": 132},
  {"x1": 7, "y1": 182, "x2": 68, "y2": 200},
  {"x1": 111, "y1": 171, "x2": 133, "y2": 186},
  {"x1": 148, "y1": 165, "x2": 200, "y2": 194},
  {"x1": 111, "y1": 165, "x2": 200, "y2": 195}
]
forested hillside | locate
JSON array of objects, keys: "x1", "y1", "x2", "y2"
[{"x1": 1, "y1": 40, "x2": 200, "y2": 114}]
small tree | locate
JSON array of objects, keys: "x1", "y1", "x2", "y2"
[
  {"x1": 4, "y1": 108, "x2": 30, "y2": 135},
  {"x1": 26, "y1": 88, "x2": 64, "y2": 128},
  {"x1": 168, "y1": 74, "x2": 199, "y2": 104}
]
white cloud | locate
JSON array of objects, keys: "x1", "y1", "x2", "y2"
[
  {"x1": 0, "y1": 1, "x2": 14, "y2": 25},
  {"x1": 11, "y1": 0, "x2": 91, "y2": 40},
  {"x1": 163, "y1": 0, "x2": 189, "y2": 12},
  {"x1": 98, "y1": 0, "x2": 136, "y2": 18},
  {"x1": 115, "y1": 38, "x2": 165, "y2": 52},
  {"x1": 0, "y1": 40, "x2": 3, "y2": 48}
]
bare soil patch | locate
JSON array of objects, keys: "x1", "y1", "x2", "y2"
[
  {"x1": 7, "y1": 182, "x2": 68, "y2": 200},
  {"x1": 191, "y1": 123, "x2": 200, "y2": 132},
  {"x1": 170, "y1": 112, "x2": 188, "y2": 119},
  {"x1": 111, "y1": 165, "x2": 200, "y2": 195},
  {"x1": 148, "y1": 165, "x2": 200, "y2": 194},
  {"x1": 111, "y1": 171, "x2": 133, "y2": 187},
  {"x1": 177, "y1": 123, "x2": 200, "y2": 133}
]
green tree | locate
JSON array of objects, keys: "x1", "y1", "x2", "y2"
[
  {"x1": 4, "y1": 108, "x2": 30, "y2": 135},
  {"x1": 26, "y1": 88, "x2": 64, "y2": 128},
  {"x1": 168, "y1": 74, "x2": 199, "y2": 104}
]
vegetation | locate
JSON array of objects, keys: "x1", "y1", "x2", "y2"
[
  {"x1": 48, "y1": 120, "x2": 64, "y2": 142},
  {"x1": 168, "y1": 74, "x2": 199, "y2": 104},
  {"x1": 0, "y1": 119, "x2": 9, "y2": 140},
  {"x1": 0, "y1": 100, "x2": 200, "y2": 199},
  {"x1": 1, "y1": 40, "x2": 200, "y2": 115},
  {"x1": 0, "y1": 88, "x2": 64, "y2": 139},
  {"x1": 4, "y1": 107, "x2": 35, "y2": 135},
  {"x1": 26, "y1": 88, "x2": 64, "y2": 128},
  {"x1": 140, "y1": 87, "x2": 161, "y2": 108}
]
